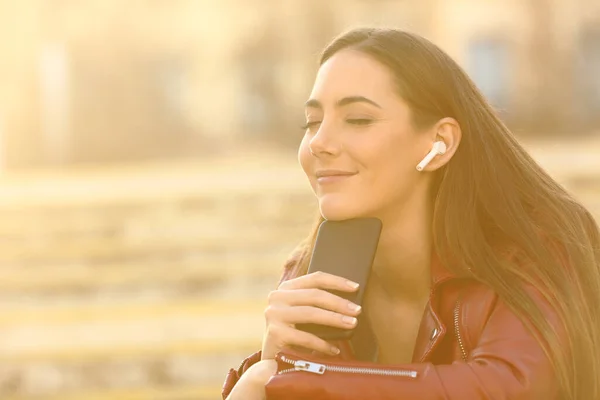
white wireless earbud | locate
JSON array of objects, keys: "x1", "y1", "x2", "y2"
[{"x1": 416, "y1": 141, "x2": 447, "y2": 171}]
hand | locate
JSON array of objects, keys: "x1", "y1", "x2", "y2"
[
  {"x1": 226, "y1": 359, "x2": 277, "y2": 400},
  {"x1": 261, "y1": 271, "x2": 362, "y2": 360}
]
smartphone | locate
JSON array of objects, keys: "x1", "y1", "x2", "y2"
[{"x1": 296, "y1": 217, "x2": 382, "y2": 341}]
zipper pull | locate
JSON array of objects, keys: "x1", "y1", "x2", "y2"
[{"x1": 294, "y1": 360, "x2": 326, "y2": 374}]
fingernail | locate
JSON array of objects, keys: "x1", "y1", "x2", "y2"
[
  {"x1": 331, "y1": 346, "x2": 340, "y2": 355},
  {"x1": 342, "y1": 316, "x2": 357, "y2": 325},
  {"x1": 346, "y1": 280, "x2": 359, "y2": 289},
  {"x1": 348, "y1": 303, "x2": 361, "y2": 312}
]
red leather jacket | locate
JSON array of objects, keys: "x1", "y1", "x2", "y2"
[{"x1": 222, "y1": 253, "x2": 560, "y2": 399}]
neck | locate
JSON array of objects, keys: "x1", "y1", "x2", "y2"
[{"x1": 370, "y1": 194, "x2": 434, "y2": 304}]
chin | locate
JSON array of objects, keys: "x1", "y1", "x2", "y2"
[{"x1": 318, "y1": 196, "x2": 367, "y2": 221}]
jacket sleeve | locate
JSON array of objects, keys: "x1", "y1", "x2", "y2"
[
  {"x1": 264, "y1": 292, "x2": 561, "y2": 400},
  {"x1": 221, "y1": 350, "x2": 262, "y2": 400}
]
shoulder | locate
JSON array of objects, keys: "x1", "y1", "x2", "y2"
[
  {"x1": 457, "y1": 280, "x2": 498, "y2": 351},
  {"x1": 450, "y1": 276, "x2": 561, "y2": 353},
  {"x1": 433, "y1": 278, "x2": 497, "y2": 351}
]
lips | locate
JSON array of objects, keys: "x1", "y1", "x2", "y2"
[
  {"x1": 315, "y1": 169, "x2": 357, "y2": 184},
  {"x1": 315, "y1": 169, "x2": 357, "y2": 178}
]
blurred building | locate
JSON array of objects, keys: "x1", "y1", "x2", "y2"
[{"x1": 0, "y1": 0, "x2": 598, "y2": 170}]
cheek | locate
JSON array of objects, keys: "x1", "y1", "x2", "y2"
[
  {"x1": 298, "y1": 137, "x2": 313, "y2": 180},
  {"x1": 362, "y1": 135, "x2": 419, "y2": 193}
]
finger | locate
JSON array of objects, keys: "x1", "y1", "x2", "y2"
[
  {"x1": 267, "y1": 305, "x2": 358, "y2": 329},
  {"x1": 278, "y1": 270, "x2": 360, "y2": 292},
  {"x1": 268, "y1": 288, "x2": 362, "y2": 315},
  {"x1": 267, "y1": 323, "x2": 341, "y2": 356}
]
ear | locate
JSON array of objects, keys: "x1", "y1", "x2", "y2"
[{"x1": 420, "y1": 117, "x2": 461, "y2": 171}]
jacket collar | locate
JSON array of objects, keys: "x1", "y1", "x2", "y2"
[{"x1": 430, "y1": 249, "x2": 457, "y2": 289}]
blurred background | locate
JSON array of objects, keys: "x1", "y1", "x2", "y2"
[{"x1": 0, "y1": 0, "x2": 598, "y2": 399}]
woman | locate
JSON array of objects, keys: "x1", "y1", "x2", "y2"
[{"x1": 222, "y1": 27, "x2": 600, "y2": 399}]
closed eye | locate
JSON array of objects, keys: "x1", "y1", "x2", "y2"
[
  {"x1": 346, "y1": 118, "x2": 373, "y2": 126},
  {"x1": 300, "y1": 121, "x2": 322, "y2": 130}
]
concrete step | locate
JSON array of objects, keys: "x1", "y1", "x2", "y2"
[
  {"x1": 0, "y1": 233, "x2": 304, "y2": 265},
  {"x1": 0, "y1": 256, "x2": 285, "y2": 293},
  {"x1": 0, "y1": 154, "x2": 307, "y2": 209},
  {"x1": 0, "y1": 299, "x2": 265, "y2": 364},
  {"x1": 0, "y1": 193, "x2": 315, "y2": 238},
  {"x1": 1, "y1": 352, "x2": 251, "y2": 400},
  {"x1": 4, "y1": 385, "x2": 224, "y2": 400},
  {"x1": 0, "y1": 299, "x2": 265, "y2": 398}
]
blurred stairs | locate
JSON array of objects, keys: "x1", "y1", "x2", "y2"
[
  {"x1": 0, "y1": 139, "x2": 598, "y2": 399},
  {"x1": 0, "y1": 155, "x2": 316, "y2": 400}
]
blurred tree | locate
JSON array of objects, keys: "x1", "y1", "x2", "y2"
[
  {"x1": 575, "y1": 26, "x2": 600, "y2": 131},
  {"x1": 526, "y1": 0, "x2": 575, "y2": 135},
  {"x1": 277, "y1": 0, "x2": 338, "y2": 148},
  {"x1": 237, "y1": 23, "x2": 282, "y2": 138},
  {"x1": 467, "y1": 36, "x2": 511, "y2": 116},
  {"x1": 237, "y1": 0, "x2": 338, "y2": 148}
]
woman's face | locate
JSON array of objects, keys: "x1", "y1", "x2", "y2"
[{"x1": 299, "y1": 49, "x2": 435, "y2": 221}]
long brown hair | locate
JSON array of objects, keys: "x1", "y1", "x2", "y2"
[{"x1": 284, "y1": 28, "x2": 600, "y2": 399}]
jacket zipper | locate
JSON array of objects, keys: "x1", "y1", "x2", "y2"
[
  {"x1": 453, "y1": 299, "x2": 468, "y2": 362},
  {"x1": 277, "y1": 354, "x2": 418, "y2": 378}
]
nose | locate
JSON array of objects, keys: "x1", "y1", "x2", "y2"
[{"x1": 308, "y1": 121, "x2": 341, "y2": 157}]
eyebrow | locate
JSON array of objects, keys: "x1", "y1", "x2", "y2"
[{"x1": 304, "y1": 96, "x2": 382, "y2": 109}]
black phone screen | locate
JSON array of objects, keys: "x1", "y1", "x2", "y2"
[{"x1": 296, "y1": 217, "x2": 382, "y2": 341}]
